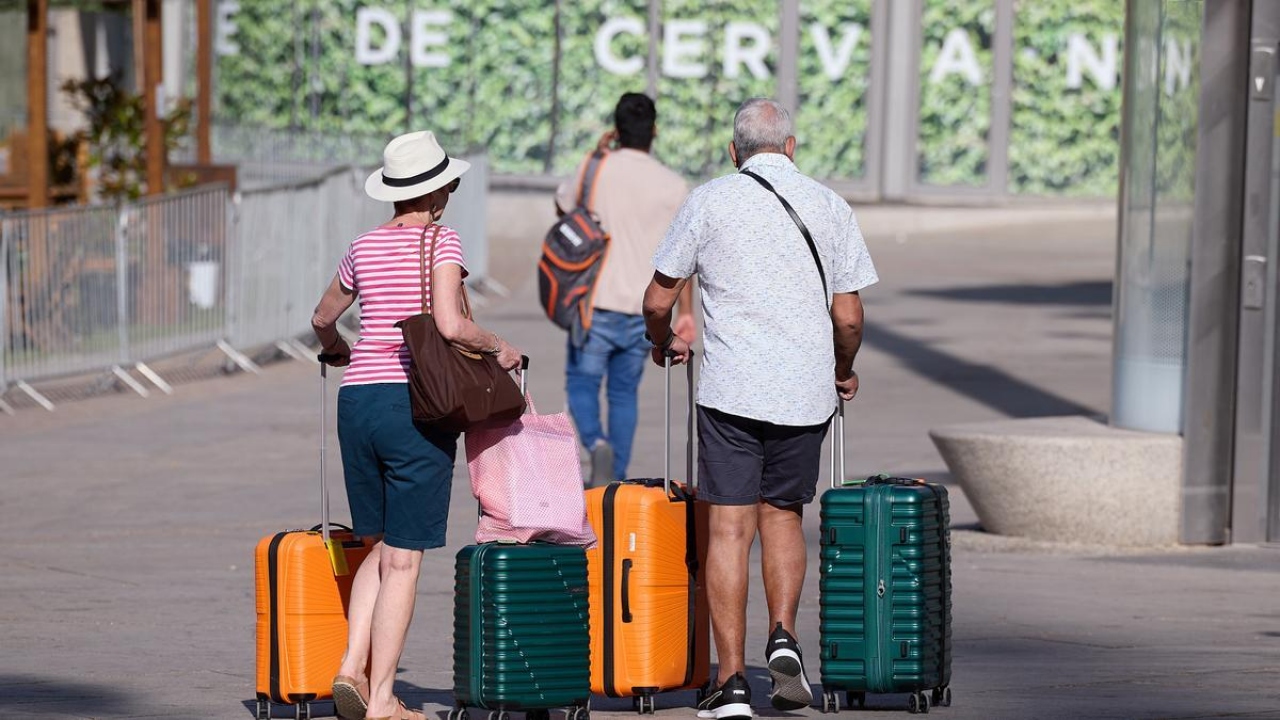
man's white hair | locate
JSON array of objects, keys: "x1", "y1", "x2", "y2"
[{"x1": 733, "y1": 98, "x2": 793, "y2": 159}]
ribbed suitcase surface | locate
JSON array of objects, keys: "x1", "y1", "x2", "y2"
[
  {"x1": 585, "y1": 480, "x2": 709, "y2": 705},
  {"x1": 453, "y1": 543, "x2": 591, "y2": 712},
  {"x1": 254, "y1": 529, "x2": 371, "y2": 709},
  {"x1": 818, "y1": 478, "x2": 952, "y2": 712}
]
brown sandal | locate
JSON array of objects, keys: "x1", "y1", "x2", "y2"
[
  {"x1": 332, "y1": 675, "x2": 370, "y2": 720},
  {"x1": 365, "y1": 698, "x2": 425, "y2": 720}
]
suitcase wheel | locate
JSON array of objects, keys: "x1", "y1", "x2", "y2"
[
  {"x1": 567, "y1": 705, "x2": 590, "y2": 720},
  {"x1": 485, "y1": 711, "x2": 510, "y2": 720},
  {"x1": 630, "y1": 695, "x2": 656, "y2": 715},
  {"x1": 821, "y1": 690, "x2": 838, "y2": 714},
  {"x1": 908, "y1": 691, "x2": 930, "y2": 714},
  {"x1": 930, "y1": 687, "x2": 952, "y2": 708},
  {"x1": 447, "y1": 708, "x2": 471, "y2": 720},
  {"x1": 294, "y1": 700, "x2": 312, "y2": 720},
  {"x1": 255, "y1": 698, "x2": 269, "y2": 720}
]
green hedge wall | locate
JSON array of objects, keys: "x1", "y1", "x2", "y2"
[
  {"x1": 1009, "y1": 0, "x2": 1124, "y2": 196},
  {"x1": 213, "y1": 1, "x2": 1130, "y2": 196},
  {"x1": 654, "y1": 0, "x2": 777, "y2": 178},
  {"x1": 916, "y1": 0, "x2": 994, "y2": 188},
  {"x1": 797, "y1": 0, "x2": 872, "y2": 180}
]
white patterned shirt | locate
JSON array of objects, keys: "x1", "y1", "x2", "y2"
[{"x1": 653, "y1": 153, "x2": 878, "y2": 426}]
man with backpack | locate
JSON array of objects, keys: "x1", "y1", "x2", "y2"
[{"x1": 552, "y1": 92, "x2": 694, "y2": 485}]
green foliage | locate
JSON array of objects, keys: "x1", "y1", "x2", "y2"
[
  {"x1": 917, "y1": 0, "x2": 994, "y2": 188},
  {"x1": 797, "y1": 0, "x2": 872, "y2": 181},
  {"x1": 1009, "y1": 0, "x2": 1124, "y2": 196},
  {"x1": 647, "y1": 0, "x2": 777, "y2": 179},
  {"x1": 1152, "y1": 3, "x2": 1201, "y2": 203},
  {"x1": 554, "y1": 0, "x2": 649, "y2": 174},
  {"x1": 211, "y1": 1, "x2": 1132, "y2": 197},
  {"x1": 62, "y1": 75, "x2": 192, "y2": 200}
]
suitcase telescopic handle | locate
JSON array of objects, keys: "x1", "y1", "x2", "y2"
[
  {"x1": 829, "y1": 401, "x2": 847, "y2": 490},
  {"x1": 663, "y1": 349, "x2": 696, "y2": 497},
  {"x1": 319, "y1": 362, "x2": 333, "y2": 546}
]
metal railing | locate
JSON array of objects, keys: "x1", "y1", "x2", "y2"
[{"x1": 0, "y1": 154, "x2": 490, "y2": 411}]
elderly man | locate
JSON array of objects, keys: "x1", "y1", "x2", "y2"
[{"x1": 642, "y1": 98, "x2": 877, "y2": 719}]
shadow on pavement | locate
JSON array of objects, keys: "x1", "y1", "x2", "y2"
[
  {"x1": 864, "y1": 324, "x2": 1099, "y2": 418},
  {"x1": 0, "y1": 674, "x2": 135, "y2": 716},
  {"x1": 239, "y1": 681, "x2": 453, "y2": 719},
  {"x1": 906, "y1": 281, "x2": 1112, "y2": 308}
]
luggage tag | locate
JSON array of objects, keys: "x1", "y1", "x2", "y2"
[{"x1": 326, "y1": 537, "x2": 350, "y2": 576}]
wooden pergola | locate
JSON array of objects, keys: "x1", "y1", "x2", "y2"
[{"x1": 18, "y1": 0, "x2": 215, "y2": 208}]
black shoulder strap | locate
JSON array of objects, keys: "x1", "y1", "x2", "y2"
[
  {"x1": 741, "y1": 169, "x2": 828, "y2": 302},
  {"x1": 576, "y1": 150, "x2": 608, "y2": 213}
]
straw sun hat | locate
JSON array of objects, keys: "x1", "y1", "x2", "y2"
[{"x1": 365, "y1": 131, "x2": 471, "y2": 203}]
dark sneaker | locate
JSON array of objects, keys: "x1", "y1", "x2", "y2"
[
  {"x1": 589, "y1": 440, "x2": 614, "y2": 487},
  {"x1": 767, "y1": 622, "x2": 813, "y2": 711},
  {"x1": 696, "y1": 673, "x2": 753, "y2": 720}
]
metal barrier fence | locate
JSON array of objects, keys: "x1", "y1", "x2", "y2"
[
  {"x1": 0, "y1": 154, "x2": 491, "y2": 412},
  {"x1": 229, "y1": 167, "x2": 385, "y2": 351}
]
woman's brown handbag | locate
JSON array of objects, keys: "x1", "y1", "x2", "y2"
[{"x1": 395, "y1": 224, "x2": 525, "y2": 433}]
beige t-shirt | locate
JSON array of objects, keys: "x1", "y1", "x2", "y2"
[{"x1": 556, "y1": 148, "x2": 688, "y2": 316}]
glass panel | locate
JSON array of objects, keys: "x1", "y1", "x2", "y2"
[
  {"x1": 795, "y1": 0, "x2": 873, "y2": 182},
  {"x1": 0, "y1": 10, "x2": 26, "y2": 173},
  {"x1": 1008, "y1": 0, "x2": 1124, "y2": 196},
  {"x1": 554, "y1": 0, "x2": 651, "y2": 175},
  {"x1": 1113, "y1": 0, "x2": 1204, "y2": 433},
  {"x1": 658, "y1": 0, "x2": 778, "y2": 179},
  {"x1": 217, "y1": 1, "x2": 343, "y2": 131},
  {"x1": 916, "y1": 0, "x2": 994, "y2": 188},
  {"x1": 448, "y1": 1, "x2": 556, "y2": 173}
]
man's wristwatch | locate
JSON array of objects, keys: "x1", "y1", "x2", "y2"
[{"x1": 644, "y1": 328, "x2": 675, "y2": 350}]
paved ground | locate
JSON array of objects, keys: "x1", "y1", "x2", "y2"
[{"x1": 2, "y1": 201, "x2": 1278, "y2": 719}]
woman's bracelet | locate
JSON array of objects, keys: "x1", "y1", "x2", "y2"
[{"x1": 484, "y1": 335, "x2": 503, "y2": 355}]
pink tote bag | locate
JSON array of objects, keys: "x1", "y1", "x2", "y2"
[{"x1": 465, "y1": 397, "x2": 596, "y2": 547}]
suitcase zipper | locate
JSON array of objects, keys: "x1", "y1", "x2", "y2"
[
  {"x1": 871, "y1": 490, "x2": 890, "y2": 692},
  {"x1": 602, "y1": 483, "x2": 621, "y2": 698},
  {"x1": 469, "y1": 545, "x2": 487, "y2": 705},
  {"x1": 266, "y1": 531, "x2": 289, "y2": 704}
]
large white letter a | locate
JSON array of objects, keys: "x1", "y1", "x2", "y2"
[{"x1": 929, "y1": 29, "x2": 982, "y2": 85}]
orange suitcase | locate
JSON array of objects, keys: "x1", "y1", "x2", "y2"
[
  {"x1": 254, "y1": 526, "x2": 371, "y2": 718},
  {"x1": 585, "y1": 355, "x2": 710, "y2": 713},
  {"x1": 253, "y1": 361, "x2": 372, "y2": 720}
]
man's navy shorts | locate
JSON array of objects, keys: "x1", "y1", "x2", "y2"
[
  {"x1": 337, "y1": 383, "x2": 457, "y2": 550},
  {"x1": 696, "y1": 405, "x2": 830, "y2": 507}
]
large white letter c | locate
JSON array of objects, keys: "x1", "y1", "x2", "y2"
[{"x1": 596, "y1": 17, "x2": 645, "y2": 76}]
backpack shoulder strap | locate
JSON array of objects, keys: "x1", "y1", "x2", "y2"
[{"x1": 577, "y1": 150, "x2": 608, "y2": 212}]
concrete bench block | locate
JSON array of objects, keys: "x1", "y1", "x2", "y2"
[{"x1": 929, "y1": 416, "x2": 1182, "y2": 546}]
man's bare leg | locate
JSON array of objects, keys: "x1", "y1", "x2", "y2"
[
  {"x1": 705, "y1": 503, "x2": 758, "y2": 686},
  {"x1": 759, "y1": 501, "x2": 806, "y2": 634},
  {"x1": 759, "y1": 500, "x2": 812, "y2": 710}
]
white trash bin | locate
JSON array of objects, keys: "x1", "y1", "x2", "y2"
[{"x1": 186, "y1": 261, "x2": 220, "y2": 309}]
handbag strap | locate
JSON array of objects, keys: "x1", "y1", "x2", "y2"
[
  {"x1": 417, "y1": 222, "x2": 473, "y2": 319},
  {"x1": 418, "y1": 224, "x2": 441, "y2": 314},
  {"x1": 741, "y1": 169, "x2": 828, "y2": 303}
]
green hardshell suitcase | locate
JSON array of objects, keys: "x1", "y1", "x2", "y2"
[
  {"x1": 452, "y1": 542, "x2": 592, "y2": 720},
  {"x1": 818, "y1": 406, "x2": 952, "y2": 715}
]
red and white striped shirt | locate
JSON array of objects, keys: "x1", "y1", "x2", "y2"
[{"x1": 337, "y1": 224, "x2": 467, "y2": 387}]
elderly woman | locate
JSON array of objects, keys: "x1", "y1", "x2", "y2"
[{"x1": 312, "y1": 131, "x2": 523, "y2": 720}]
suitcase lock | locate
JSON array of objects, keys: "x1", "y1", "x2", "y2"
[{"x1": 876, "y1": 579, "x2": 885, "y2": 598}]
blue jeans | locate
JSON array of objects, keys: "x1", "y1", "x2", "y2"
[{"x1": 565, "y1": 309, "x2": 649, "y2": 479}]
